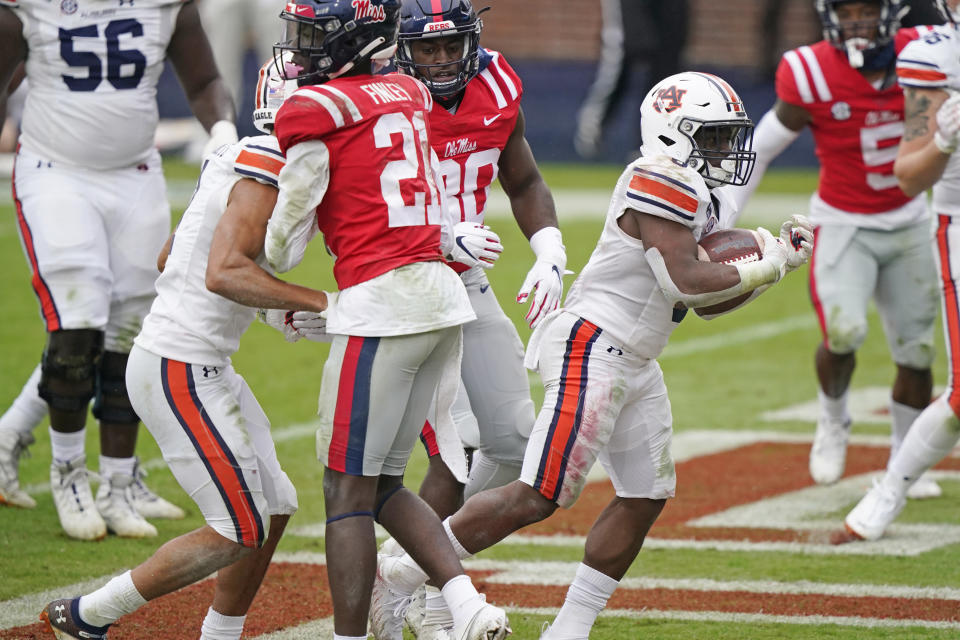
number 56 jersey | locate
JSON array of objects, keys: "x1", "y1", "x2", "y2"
[{"x1": 4, "y1": 0, "x2": 183, "y2": 170}]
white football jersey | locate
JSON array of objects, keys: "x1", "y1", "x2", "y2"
[
  {"x1": 564, "y1": 152, "x2": 719, "y2": 359},
  {"x1": 135, "y1": 135, "x2": 285, "y2": 366},
  {"x1": 897, "y1": 25, "x2": 960, "y2": 216},
  {"x1": 5, "y1": 0, "x2": 182, "y2": 170}
]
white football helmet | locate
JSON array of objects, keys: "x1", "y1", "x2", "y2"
[
  {"x1": 639, "y1": 71, "x2": 756, "y2": 189},
  {"x1": 253, "y1": 53, "x2": 299, "y2": 134}
]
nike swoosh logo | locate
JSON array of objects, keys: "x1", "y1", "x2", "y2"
[
  {"x1": 455, "y1": 236, "x2": 477, "y2": 260},
  {"x1": 479, "y1": 284, "x2": 490, "y2": 294},
  {"x1": 483, "y1": 114, "x2": 502, "y2": 126}
]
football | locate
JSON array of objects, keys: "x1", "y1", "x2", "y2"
[{"x1": 694, "y1": 228, "x2": 765, "y2": 317}]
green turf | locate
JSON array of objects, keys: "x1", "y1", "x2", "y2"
[{"x1": 2, "y1": 162, "x2": 959, "y2": 638}]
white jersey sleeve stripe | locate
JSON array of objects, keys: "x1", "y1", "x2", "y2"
[
  {"x1": 798, "y1": 45, "x2": 832, "y2": 102},
  {"x1": 479, "y1": 68, "x2": 508, "y2": 108},
  {"x1": 298, "y1": 89, "x2": 345, "y2": 127},
  {"x1": 488, "y1": 51, "x2": 519, "y2": 101},
  {"x1": 625, "y1": 191, "x2": 696, "y2": 222},
  {"x1": 783, "y1": 50, "x2": 815, "y2": 104},
  {"x1": 318, "y1": 85, "x2": 362, "y2": 123},
  {"x1": 897, "y1": 57, "x2": 949, "y2": 88}
]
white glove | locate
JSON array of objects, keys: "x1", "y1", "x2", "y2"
[
  {"x1": 448, "y1": 222, "x2": 503, "y2": 269},
  {"x1": 778, "y1": 214, "x2": 814, "y2": 272},
  {"x1": 935, "y1": 93, "x2": 960, "y2": 154},
  {"x1": 257, "y1": 308, "x2": 300, "y2": 343},
  {"x1": 289, "y1": 310, "x2": 332, "y2": 343},
  {"x1": 756, "y1": 226, "x2": 789, "y2": 283},
  {"x1": 517, "y1": 227, "x2": 567, "y2": 329},
  {"x1": 201, "y1": 120, "x2": 239, "y2": 162}
]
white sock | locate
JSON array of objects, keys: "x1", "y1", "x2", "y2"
[
  {"x1": 78, "y1": 570, "x2": 147, "y2": 627},
  {"x1": 99, "y1": 455, "x2": 136, "y2": 480},
  {"x1": 50, "y1": 427, "x2": 86, "y2": 464},
  {"x1": 423, "y1": 584, "x2": 453, "y2": 626},
  {"x1": 199, "y1": 607, "x2": 246, "y2": 640},
  {"x1": 443, "y1": 517, "x2": 472, "y2": 560},
  {"x1": 440, "y1": 574, "x2": 483, "y2": 632},
  {"x1": 332, "y1": 635, "x2": 367, "y2": 640},
  {"x1": 885, "y1": 396, "x2": 960, "y2": 494},
  {"x1": 0, "y1": 365, "x2": 46, "y2": 435},
  {"x1": 888, "y1": 399, "x2": 922, "y2": 463},
  {"x1": 549, "y1": 563, "x2": 618, "y2": 640},
  {"x1": 818, "y1": 388, "x2": 849, "y2": 423}
]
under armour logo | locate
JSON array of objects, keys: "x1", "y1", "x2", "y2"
[
  {"x1": 119, "y1": 0, "x2": 134, "y2": 5},
  {"x1": 202, "y1": 366, "x2": 219, "y2": 377},
  {"x1": 607, "y1": 345, "x2": 623, "y2": 356},
  {"x1": 55, "y1": 604, "x2": 66, "y2": 624}
]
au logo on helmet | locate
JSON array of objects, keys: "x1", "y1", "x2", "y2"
[
  {"x1": 352, "y1": 0, "x2": 386, "y2": 22},
  {"x1": 653, "y1": 86, "x2": 686, "y2": 114}
]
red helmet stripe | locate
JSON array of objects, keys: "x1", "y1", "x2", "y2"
[{"x1": 430, "y1": 0, "x2": 444, "y2": 21}]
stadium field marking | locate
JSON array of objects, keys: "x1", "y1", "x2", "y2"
[
  {"x1": 512, "y1": 607, "x2": 960, "y2": 631},
  {"x1": 8, "y1": 554, "x2": 960, "y2": 632}
]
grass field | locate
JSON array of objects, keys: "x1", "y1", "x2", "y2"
[{"x1": 2, "y1": 160, "x2": 960, "y2": 639}]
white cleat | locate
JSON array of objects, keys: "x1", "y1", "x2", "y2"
[
  {"x1": 370, "y1": 555, "x2": 415, "y2": 640},
  {"x1": 407, "y1": 586, "x2": 456, "y2": 640},
  {"x1": 96, "y1": 473, "x2": 158, "y2": 538},
  {"x1": 844, "y1": 479, "x2": 906, "y2": 541},
  {"x1": 452, "y1": 600, "x2": 510, "y2": 640},
  {"x1": 129, "y1": 460, "x2": 185, "y2": 519},
  {"x1": 809, "y1": 417, "x2": 851, "y2": 485},
  {"x1": 378, "y1": 535, "x2": 405, "y2": 558},
  {"x1": 0, "y1": 430, "x2": 37, "y2": 508},
  {"x1": 51, "y1": 455, "x2": 107, "y2": 541},
  {"x1": 906, "y1": 474, "x2": 942, "y2": 500},
  {"x1": 404, "y1": 584, "x2": 427, "y2": 637}
]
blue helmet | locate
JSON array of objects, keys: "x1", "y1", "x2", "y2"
[
  {"x1": 815, "y1": 0, "x2": 908, "y2": 69},
  {"x1": 274, "y1": 0, "x2": 401, "y2": 84},
  {"x1": 395, "y1": 0, "x2": 486, "y2": 97}
]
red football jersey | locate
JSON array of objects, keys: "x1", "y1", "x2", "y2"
[
  {"x1": 776, "y1": 28, "x2": 923, "y2": 214},
  {"x1": 274, "y1": 73, "x2": 444, "y2": 289},
  {"x1": 428, "y1": 48, "x2": 523, "y2": 272}
]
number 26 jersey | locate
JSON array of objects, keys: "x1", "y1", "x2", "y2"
[{"x1": 4, "y1": 0, "x2": 183, "y2": 170}]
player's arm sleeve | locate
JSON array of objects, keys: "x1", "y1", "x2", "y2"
[
  {"x1": 264, "y1": 140, "x2": 329, "y2": 273},
  {"x1": 233, "y1": 138, "x2": 285, "y2": 187}
]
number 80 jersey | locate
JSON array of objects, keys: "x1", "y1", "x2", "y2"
[
  {"x1": 4, "y1": 0, "x2": 183, "y2": 170},
  {"x1": 428, "y1": 48, "x2": 522, "y2": 268}
]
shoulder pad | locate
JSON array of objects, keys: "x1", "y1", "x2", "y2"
[
  {"x1": 623, "y1": 156, "x2": 707, "y2": 228},
  {"x1": 475, "y1": 49, "x2": 522, "y2": 109},
  {"x1": 897, "y1": 28, "x2": 959, "y2": 89},
  {"x1": 232, "y1": 135, "x2": 284, "y2": 187}
]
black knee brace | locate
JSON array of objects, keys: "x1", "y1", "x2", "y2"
[
  {"x1": 39, "y1": 329, "x2": 103, "y2": 413},
  {"x1": 92, "y1": 351, "x2": 140, "y2": 424}
]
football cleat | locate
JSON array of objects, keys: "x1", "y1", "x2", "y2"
[
  {"x1": 843, "y1": 479, "x2": 906, "y2": 541},
  {"x1": 906, "y1": 474, "x2": 942, "y2": 500},
  {"x1": 40, "y1": 598, "x2": 111, "y2": 639},
  {"x1": 0, "y1": 429, "x2": 36, "y2": 508},
  {"x1": 51, "y1": 456, "x2": 106, "y2": 541},
  {"x1": 809, "y1": 416, "x2": 851, "y2": 485},
  {"x1": 129, "y1": 460, "x2": 185, "y2": 520},
  {"x1": 370, "y1": 554, "x2": 417, "y2": 640},
  {"x1": 407, "y1": 585, "x2": 457, "y2": 639},
  {"x1": 451, "y1": 599, "x2": 510, "y2": 640},
  {"x1": 96, "y1": 473, "x2": 158, "y2": 538}
]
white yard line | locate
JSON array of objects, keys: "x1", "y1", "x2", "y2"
[{"x1": 8, "y1": 555, "x2": 960, "y2": 632}]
